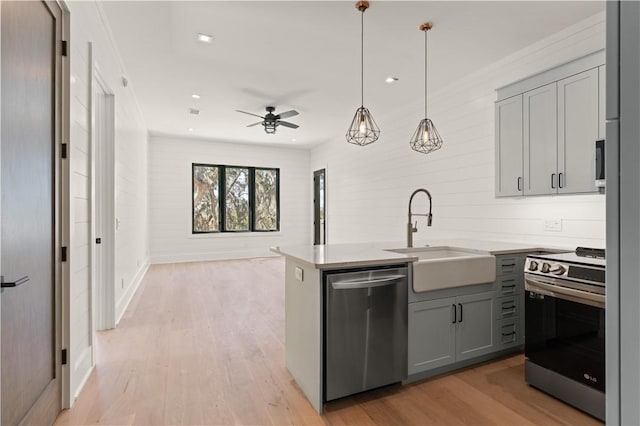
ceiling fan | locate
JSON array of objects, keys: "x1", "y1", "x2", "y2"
[{"x1": 236, "y1": 106, "x2": 299, "y2": 134}]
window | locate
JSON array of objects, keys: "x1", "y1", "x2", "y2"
[{"x1": 192, "y1": 164, "x2": 280, "y2": 233}]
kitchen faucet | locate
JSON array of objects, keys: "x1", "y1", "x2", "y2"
[{"x1": 407, "y1": 188, "x2": 433, "y2": 248}]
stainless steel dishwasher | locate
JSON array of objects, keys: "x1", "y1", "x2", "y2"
[{"x1": 324, "y1": 265, "x2": 408, "y2": 401}]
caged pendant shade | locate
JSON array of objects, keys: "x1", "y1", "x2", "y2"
[
  {"x1": 346, "y1": 1, "x2": 380, "y2": 146},
  {"x1": 410, "y1": 22, "x2": 443, "y2": 154}
]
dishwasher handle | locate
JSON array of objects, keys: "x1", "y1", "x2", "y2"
[{"x1": 331, "y1": 274, "x2": 406, "y2": 290}]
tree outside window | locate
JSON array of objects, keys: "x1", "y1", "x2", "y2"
[{"x1": 192, "y1": 164, "x2": 279, "y2": 233}]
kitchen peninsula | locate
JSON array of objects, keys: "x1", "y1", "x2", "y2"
[{"x1": 272, "y1": 240, "x2": 565, "y2": 413}]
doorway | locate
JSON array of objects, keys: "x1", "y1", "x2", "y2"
[
  {"x1": 91, "y1": 61, "x2": 116, "y2": 332},
  {"x1": 1, "y1": 1, "x2": 65, "y2": 424},
  {"x1": 313, "y1": 169, "x2": 326, "y2": 245}
]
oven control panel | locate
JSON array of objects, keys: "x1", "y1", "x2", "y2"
[
  {"x1": 525, "y1": 257, "x2": 605, "y2": 286},
  {"x1": 526, "y1": 259, "x2": 568, "y2": 278}
]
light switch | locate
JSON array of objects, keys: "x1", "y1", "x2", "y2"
[{"x1": 295, "y1": 266, "x2": 304, "y2": 282}]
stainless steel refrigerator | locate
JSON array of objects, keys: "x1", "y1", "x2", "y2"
[{"x1": 606, "y1": 1, "x2": 640, "y2": 424}]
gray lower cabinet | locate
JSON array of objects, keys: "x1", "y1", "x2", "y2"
[
  {"x1": 455, "y1": 292, "x2": 495, "y2": 361},
  {"x1": 408, "y1": 291, "x2": 494, "y2": 375},
  {"x1": 408, "y1": 297, "x2": 456, "y2": 374}
]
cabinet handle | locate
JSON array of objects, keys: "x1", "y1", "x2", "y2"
[
  {"x1": 559, "y1": 172, "x2": 564, "y2": 188},
  {"x1": 551, "y1": 173, "x2": 556, "y2": 189},
  {"x1": 502, "y1": 331, "x2": 516, "y2": 337},
  {"x1": 502, "y1": 284, "x2": 516, "y2": 293},
  {"x1": 458, "y1": 303, "x2": 463, "y2": 322},
  {"x1": 517, "y1": 177, "x2": 522, "y2": 191},
  {"x1": 452, "y1": 304, "x2": 457, "y2": 324},
  {"x1": 502, "y1": 305, "x2": 516, "y2": 310}
]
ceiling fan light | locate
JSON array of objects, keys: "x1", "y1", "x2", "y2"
[
  {"x1": 409, "y1": 118, "x2": 442, "y2": 154},
  {"x1": 346, "y1": 106, "x2": 380, "y2": 146}
]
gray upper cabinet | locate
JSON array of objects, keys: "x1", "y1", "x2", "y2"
[
  {"x1": 495, "y1": 50, "x2": 605, "y2": 197},
  {"x1": 495, "y1": 96, "x2": 523, "y2": 197},
  {"x1": 524, "y1": 82, "x2": 558, "y2": 195},
  {"x1": 558, "y1": 68, "x2": 599, "y2": 194}
]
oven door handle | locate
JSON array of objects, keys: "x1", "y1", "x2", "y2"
[{"x1": 525, "y1": 275, "x2": 605, "y2": 309}]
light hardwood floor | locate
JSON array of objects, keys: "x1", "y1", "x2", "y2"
[{"x1": 55, "y1": 257, "x2": 603, "y2": 426}]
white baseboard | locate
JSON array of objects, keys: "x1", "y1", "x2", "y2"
[
  {"x1": 71, "y1": 346, "x2": 94, "y2": 402},
  {"x1": 150, "y1": 248, "x2": 279, "y2": 265},
  {"x1": 115, "y1": 257, "x2": 150, "y2": 325}
]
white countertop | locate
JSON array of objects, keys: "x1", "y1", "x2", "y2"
[
  {"x1": 270, "y1": 243, "x2": 419, "y2": 269},
  {"x1": 271, "y1": 239, "x2": 571, "y2": 269}
]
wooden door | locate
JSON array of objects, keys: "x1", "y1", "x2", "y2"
[
  {"x1": 558, "y1": 68, "x2": 599, "y2": 194},
  {"x1": 495, "y1": 95, "x2": 524, "y2": 197},
  {"x1": 523, "y1": 82, "x2": 558, "y2": 196},
  {"x1": 1, "y1": 1, "x2": 63, "y2": 424}
]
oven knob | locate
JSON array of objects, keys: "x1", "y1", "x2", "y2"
[
  {"x1": 528, "y1": 261, "x2": 539, "y2": 271},
  {"x1": 550, "y1": 264, "x2": 566, "y2": 275},
  {"x1": 541, "y1": 263, "x2": 551, "y2": 273}
]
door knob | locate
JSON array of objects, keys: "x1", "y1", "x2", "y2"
[{"x1": 0, "y1": 275, "x2": 29, "y2": 288}]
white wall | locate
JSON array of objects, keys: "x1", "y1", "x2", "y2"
[
  {"x1": 311, "y1": 12, "x2": 606, "y2": 249},
  {"x1": 67, "y1": 1, "x2": 148, "y2": 404},
  {"x1": 148, "y1": 135, "x2": 310, "y2": 263}
]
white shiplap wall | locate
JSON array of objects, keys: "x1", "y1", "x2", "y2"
[
  {"x1": 67, "y1": 1, "x2": 148, "y2": 403},
  {"x1": 311, "y1": 12, "x2": 606, "y2": 249},
  {"x1": 148, "y1": 135, "x2": 310, "y2": 263}
]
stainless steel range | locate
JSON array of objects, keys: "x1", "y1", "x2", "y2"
[{"x1": 524, "y1": 247, "x2": 605, "y2": 421}]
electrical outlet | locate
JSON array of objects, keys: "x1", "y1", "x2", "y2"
[
  {"x1": 295, "y1": 266, "x2": 304, "y2": 282},
  {"x1": 544, "y1": 219, "x2": 562, "y2": 232}
]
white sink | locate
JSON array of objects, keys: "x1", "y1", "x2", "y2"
[{"x1": 386, "y1": 247, "x2": 496, "y2": 292}]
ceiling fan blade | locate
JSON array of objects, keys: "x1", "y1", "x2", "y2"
[
  {"x1": 277, "y1": 110, "x2": 299, "y2": 119},
  {"x1": 278, "y1": 120, "x2": 299, "y2": 129},
  {"x1": 247, "y1": 121, "x2": 263, "y2": 127},
  {"x1": 236, "y1": 110, "x2": 265, "y2": 119}
]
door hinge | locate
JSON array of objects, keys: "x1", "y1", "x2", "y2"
[
  {"x1": 61, "y1": 40, "x2": 68, "y2": 57},
  {"x1": 61, "y1": 246, "x2": 67, "y2": 262},
  {"x1": 61, "y1": 349, "x2": 67, "y2": 365},
  {"x1": 61, "y1": 143, "x2": 67, "y2": 159}
]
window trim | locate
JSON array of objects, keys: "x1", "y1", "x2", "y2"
[{"x1": 192, "y1": 163, "x2": 280, "y2": 234}]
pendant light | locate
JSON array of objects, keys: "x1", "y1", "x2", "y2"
[
  {"x1": 346, "y1": 1, "x2": 380, "y2": 146},
  {"x1": 409, "y1": 22, "x2": 443, "y2": 154}
]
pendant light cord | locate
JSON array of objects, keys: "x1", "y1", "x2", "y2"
[
  {"x1": 424, "y1": 29, "x2": 428, "y2": 119},
  {"x1": 361, "y1": 9, "x2": 364, "y2": 107}
]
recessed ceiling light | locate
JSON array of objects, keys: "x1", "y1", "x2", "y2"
[
  {"x1": 197, "y1": 33, "x2": 213, "y2": 43},
  {"x1": 385, "y1": 77, "x2": 399, "y2": 83},
  {"x1": 188, "y1": 128, "x2": 194, "y2": 132},
  {"x1": 291, "y1": 138, "x2": 297, "y2": 142},
  {"x1": 191, "y1": 94, "x2": 201, "y2": 99}
]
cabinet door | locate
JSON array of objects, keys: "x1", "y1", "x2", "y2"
[
  {"x1": 408, "y1": 298, "x2": 456, "y2": 375},
  {"x1": 495, "y1": 95, "x2": 523, "y2": 197},
  {"x1": 523, "y1": 82, "x2": 558, "y2": 195},
  {"x1": 455, "y1": 292, "x2": 495, "y2": 362},
  {"x1": 558, "y1": 68, "x2": 599, "y2": 194}
]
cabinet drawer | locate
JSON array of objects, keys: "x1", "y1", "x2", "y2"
[
  {"x1": 495, "y1": 275, "x2": 522, "y2": 296},
  {"x1": 495, "y1": 296, "x2": 519, "y2": 320},
  {"x1": 496, "y1": 255, "x2": 523, "y2": 276},
  {"x1": 496, "y1": 318, "x2": 520, "y2": 348}
]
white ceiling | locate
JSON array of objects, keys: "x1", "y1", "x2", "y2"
[{"x1": 101, "y1": 1, "x2": 604, "y2": 148}]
